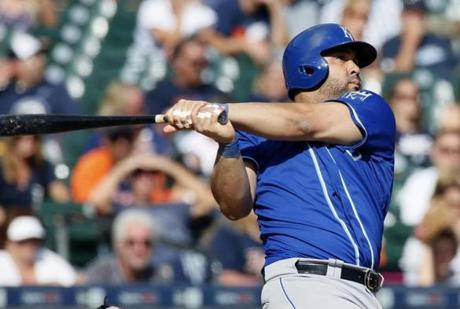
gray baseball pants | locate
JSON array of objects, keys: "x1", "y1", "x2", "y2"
[{"x1": 261, "y1": 258, "x2": 382, "y2": 309}]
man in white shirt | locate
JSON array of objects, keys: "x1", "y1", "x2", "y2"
[
  {"x1": 0, "y1": 216, "x2": 76, "y2": 286},
  {"x1": 398, "y1": 130, "x2": 460, "y2": 226}
]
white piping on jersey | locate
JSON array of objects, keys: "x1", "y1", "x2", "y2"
[
  {"x1": 326, "y1": 148, "x2": 375, "y2": 269},
  {"x1": 241, "y1": 155, "x2": 260, "y2": 171},
  {"x1": 308, "y1": 144, "x2": 360, "y2": 266},
  {"x1": 343, "y1": 103, "x2": 368, "y2": 150},
  {"x1": 346, "y1": 150, "x2": 362, "y2": 161}
]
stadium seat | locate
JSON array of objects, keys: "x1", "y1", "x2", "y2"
[{"x1": 38, "y1": 200, "x2": 100, "y2": 268}]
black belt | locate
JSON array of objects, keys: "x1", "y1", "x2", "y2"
[{"x1": 295, "y1": 260, "x2": 383, "y2": 293}]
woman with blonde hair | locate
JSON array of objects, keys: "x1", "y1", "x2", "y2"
[
  {"x1": 0, "y1": 135, "x2": 69, "y2": 247},
  {"x1": 0, "y1": 135, "x2": 69, "y2": 210}
]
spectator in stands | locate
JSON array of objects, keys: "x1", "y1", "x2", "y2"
[
  {"x1": 0, "y1": 135, "x2": 70, "y2": 210},
  {"x1": 0, "y1": 32, "x2": 79, "y2": 115},
  {"x1": 71, "y1": 127, "x2": 137, "y2": 209},
  {"x1": 0, "y1": 0, "x2": 57, "y2": 31},
  {"x1": 0, "y1": 32, "x2": 80, "y2": 164},
  {"x1": 0, "y1": 216, "x2": 76, "y2": 286},
  {"x1": 124, "y1": 0, "x2": 216, "y2": 85},
  {"x1": 426, "y1": 229, "x2": 459, "y2": 285},
  {"x1": 380, "y1": 0, "x2": 457, "y2": 78},
  {"x1": 144, "y1": 37, "x2": 228, "y2": 177},
  {"x1": 339, "y1": 0, "x2": 370, "y2": 40},
  {"x1": 83, "y1": 209, "x2": 206, "y2": 284},
  {"x1": 282, "y1": 0, "x2": 321, "y2": 38},
  {"x1": 200, "y1": 0, "x2": 289, "y2": 64},
  {"x1": 83, "y1": 209, "x2": 167, "y2": 284},
  {"x1": 320, "y1": 0, "x2": 402, "y2": 51},
  {"x1": 389, "y1": 78, "x2": 432, "y2": 169},
  {"x1": 86, "y1": 152, "x2": 217, "y2": 264},
  {"x1": 205, "y1": 212, "x2": 264, "y2": 286},
  {"x1": 0, "y1": 57, "x2": 12, "y2": 90},
  {"x1": 87, "y1": 153, "x2": 215, "y2": 217},
  {"x1": 400, "y1": 174, "x2": 460, "y2": 285},
  {"x1": 145, "y1": 37, "x2": 229, "y2": 115},
  {"x1": 142, "y1": 0, "x2": 216, "y2": 57},
  {"x1": 82, "y1": 81, "x2": 172, "y2": 156},
  {"x1": 415, "y1": 174, "x2": 460, "y2": 244},
  {"x1": 398, "y1": 130, "x2": 460, "y2": 226},
  {"x1": 99, "y1": 81, "x2": 145, "y2": 117},
  {"x1": 249, "y1": 57, "x2": 287, "y2": 102},
  {"x1": 438, "y1": 104, "x2": 460, "y2": 132}
]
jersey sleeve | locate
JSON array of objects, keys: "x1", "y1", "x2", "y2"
[
  {"x1": 332, "y1": 90, "x2": 396, "y2": 157},
  {"x1": 235, "y1": 130, "x2": 263, "y2": 171}
]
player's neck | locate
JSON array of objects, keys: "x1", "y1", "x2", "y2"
[{"x1": 294, "y1": 91, "x2": 328, "y2": 104}]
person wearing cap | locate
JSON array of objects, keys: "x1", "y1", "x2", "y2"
[
  {"x1": 0, "y1": 216, "x2": 76, "y2": 286},
  {"x1": 380, "y1": 0, "x2": 457, "y2": 78},
  {"x1": 0, "y1": 32, "x2": 79, "y2": 115}
]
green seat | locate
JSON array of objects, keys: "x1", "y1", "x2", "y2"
[{"x1": 38, "y1": 200, "x2": 100, "y2": 268}]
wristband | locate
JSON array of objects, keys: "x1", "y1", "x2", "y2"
[{"x1": 219, "y1": 139, "x2": 240, "y2": 158}]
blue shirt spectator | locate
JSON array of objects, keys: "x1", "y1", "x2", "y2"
[
  {"x1": 204, "y1": 0, "x2": 269, "y2": 37},
  {"x1": 0, "y1": 80, "x2": 78, "y2": 115},
  {"x1": 0, "y1": 32, "x2": 79, "y2": 115},
  {"x1": 146, "y1": 80, "x2": 228, "y2": 115},
  {"x1": 145, "y1": 37, "x2": 230, "y2": 115},
  {"x1": 206, "y1": 215, "x2": 264, "y2": 286},
  {"x1": 380, "y1": 0, "x2": 458, "y2": 79},
  {"x1": 0, "y1": 160, "x2": 55, "y2": 209}
]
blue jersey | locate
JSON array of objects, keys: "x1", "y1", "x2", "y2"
[{"x1": 236, "y1": 90, "x2": 396, "y2": 269}]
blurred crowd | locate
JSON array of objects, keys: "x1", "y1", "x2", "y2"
[{"x1": 0, "y1": 0, "x2": 459, "y2": 289}]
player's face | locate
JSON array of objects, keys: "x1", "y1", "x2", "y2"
[{"x1": 322, "y1": 49, "x2": 361, "y2": 97}]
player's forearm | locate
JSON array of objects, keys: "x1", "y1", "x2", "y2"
[
  {"x1": 211, "y1": 155, "x2": 253, "y2": 220},
  {"x1": 228, "y1": 102, "x2": 316, "y2": 140}
]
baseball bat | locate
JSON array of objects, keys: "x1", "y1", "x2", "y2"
[{"x1": 0, "y1": 112, "x2": 228, "y2": 136}]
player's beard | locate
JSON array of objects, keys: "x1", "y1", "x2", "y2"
[{"x1": 319, "y1": 75, "x2": 350, "y2": 99}]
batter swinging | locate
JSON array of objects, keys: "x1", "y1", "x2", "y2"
[{"x1": 164, "y1": 23, "x2": 395, "y2": 309}]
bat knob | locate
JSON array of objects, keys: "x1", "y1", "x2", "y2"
[{"x1": 217, "y1": 109, "x2": 228, "y2": 125}]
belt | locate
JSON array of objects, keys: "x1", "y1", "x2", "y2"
[{"x1": 295, "y1": 260, "x2": 384, "y2": 293}]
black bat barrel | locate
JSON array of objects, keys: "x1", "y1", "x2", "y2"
[{"x1": 0, "y1": 114, "x2": 162, "y2": 137}]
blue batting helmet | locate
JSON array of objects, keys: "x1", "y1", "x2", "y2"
[{"x1": 282, "y1": 23, "x2": 377, "y2": 100}]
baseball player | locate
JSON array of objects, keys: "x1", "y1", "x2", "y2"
[{"x1": 164, "y1": 23, "x2": 395, "y2": 308}]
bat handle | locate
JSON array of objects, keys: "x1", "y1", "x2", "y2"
[
  {"x1": 217, "y1": 109, "x2": 228, "y2": 125},
  {"x1": 158, "y1": 109, "x2": 228, "y2": 125},
  {"x1": 154, "y1": 115, "x2": 167, "y2": 123}
]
